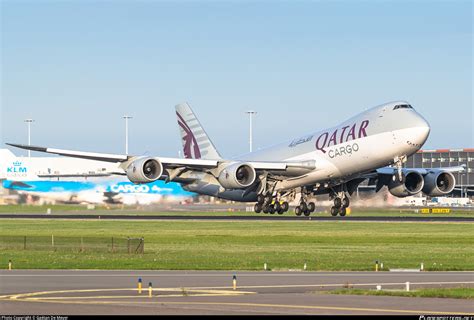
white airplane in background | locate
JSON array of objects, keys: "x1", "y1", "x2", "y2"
[
  {"x1": 0, "y1": 149, "x2": 193, "y2": 205},
  {"x1": 8, "y1": 101, "x2": 464, "y2": 216}
]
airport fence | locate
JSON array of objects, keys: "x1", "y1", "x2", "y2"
[{"x1": 0, "y1": 235, "x2": 144, "y2": 254}]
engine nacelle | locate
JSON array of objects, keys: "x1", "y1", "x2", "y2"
[
  {"x1": 217, "y1": 162, "x2": 256, "y2": 189},
  {"x1": 388, "y1": 171, "x2": 424, "y2": 197},
  {"x1": 422, "y1": 171, "x2": 456, "y2": 197},
  {"x1": 125, "y1": 157, "x2": 163, "y2": 184}
]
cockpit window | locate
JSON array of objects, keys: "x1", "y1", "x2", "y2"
[{"x1": 393, "y1": 104, "x2": 413, "y2": 110}]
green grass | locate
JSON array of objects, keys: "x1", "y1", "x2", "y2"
[
  {"x1": 328, "y1": 287, "x2": 474, "y2": 299},
  {"x1": 1, "y1": 219, "x2": 473, "y2": 271}
]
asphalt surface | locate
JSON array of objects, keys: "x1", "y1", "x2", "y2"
[
  {"x1": 1, "y1": 270, "x2": 473, "y2": 315},
  {"x1": 0, "y1": 214, "x2": 473, "y2": 222}
]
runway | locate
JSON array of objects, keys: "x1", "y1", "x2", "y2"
[
  {"x1": 0, "y1": 214, "x2": 473, "y2": 222},
  {"x1": 1, "y1": 270, "x2": 473, "y2": 315}
]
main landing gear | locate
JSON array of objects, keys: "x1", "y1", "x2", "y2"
[
  {"x1": 293, "y1": 187, "x2": 316, "y2": 217},
  {"x1": 294, "y1": 200, "x2": 316, "y2": 217},
  {"x1": 254, "y1": 194, "x2": 289, "y2": 215},
  {"x1": 330, "y1": 195, "x2": 350, "y2": 217}
]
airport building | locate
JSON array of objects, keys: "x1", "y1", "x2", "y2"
[{"x1": 404, "y1": 148, "x2": 474, "y2": 196}]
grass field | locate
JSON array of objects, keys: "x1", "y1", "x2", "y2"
[
  {"x1": 1, "y1": 219, "x2": 473, "y2": 271},
  {"x1": 328, "y1": 287, "x2": 474, "y2": 299}
]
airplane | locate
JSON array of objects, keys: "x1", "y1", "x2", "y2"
[
  {"x1": 0, "y1": 149, "x2": 193, "y2": 205},
  {"x1": 7, "y1": 101, "x2": 465, "y2": 217},
  {"x1": 2, "y1": 178, "x2": 194, "y2": 205}
]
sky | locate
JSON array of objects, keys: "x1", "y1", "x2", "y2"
[{"x1": 1, "y1": 0, "x2": 472, "y2": 159}]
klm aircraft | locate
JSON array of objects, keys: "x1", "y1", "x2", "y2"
[
  {"x1": 0, "y1": 149, "x2": 194, "y2": 205},
  {"x1": 2, "y1": 179, "x2": 194, "y2": 205}
]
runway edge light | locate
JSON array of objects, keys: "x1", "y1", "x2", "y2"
[
  {"x1": 233, "y1": 275, "x2": 237, "y2": 290},
  {"x1": 138, "y1": 278, "x2": 142, "y2": 294},
  {"x1": 149, "y1": 282, "x2": 153, "y2": 298},
  {"x1": 8, "y1": 260, "x2": 12, "y2": 271}
]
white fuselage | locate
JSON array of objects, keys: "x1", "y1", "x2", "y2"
[{"x1": 183, "y1": 101, "x2": 430, "y2": 201}]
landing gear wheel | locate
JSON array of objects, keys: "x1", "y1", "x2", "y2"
[
  {"x1": 307, "y1": 202, "x2": 316, "y2": 213},
  {"x1": 254, "y1": 203, "x2": 262, "y2": 213},
  {"x1": 281, "y1": 202, "x2": 289, "y2": 212},
  {"x1": 269, "y1": 205, "x2": 275, "y2": 214},
  {"x1": 330, "y1": 206, "x2": 338, "y2": 216},
  {"x1": 257, "y1": 194, "x2": 265, "y2": 205},
  {"x1": 342, "y1": 197, "x2": 350, "y2": 208},
  {"x1": 264, "y1": 195, "x2": 273, "y2": 205},
  {"x1": 295, "y1": 206, "x2": 302, "y2": 216},
  {"x1": 303, "y1": 209, "x2": 311, "y2": 217},
  {"x1": 277, "y1": 207, "x2": 284, "y2": 215},
  {"x1": 299, "y1": 202, "x2": 308, "y2": 212},
  {"x1": 334, "y1": 198, "x2": 342, "y2": 208},
  {"x1": 263, "y1": 206, "x2": 269, "y2": 214},
  {"x1": 273, "y1": 202, "x2": 281, "y2": 213},
  {"x1": 339, "y1": 207, "x2": 347, "y2": 217}
]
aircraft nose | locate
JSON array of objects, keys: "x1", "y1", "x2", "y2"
[{"x1": 413, "y1": 113, "x2": 430, "y2": 145}]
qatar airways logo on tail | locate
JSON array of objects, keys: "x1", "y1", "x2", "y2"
[
  {"x1": 176, "y1": 112, "x2": 201, "y2": 159},
  {"x1": 315, "y1": 120, "x2": 370, "y2": 154}
]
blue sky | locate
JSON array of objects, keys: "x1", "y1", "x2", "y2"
[{"x1": 1, "y1": 0, "x2": 472, "y2": 158}]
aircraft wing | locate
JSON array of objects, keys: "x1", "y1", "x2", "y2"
[
  {"x1": 6, "y1": 144, "x2": 129, "y2": 162},
  {"x1": 7, "y1": 143, "x2": 221, "y2": 168},
  {"x1": 375, "y1": 165, "x2": 466, "y2": 176},
  {"x1": 6, "y1": 143, "x2": 311, "y2": 175}
]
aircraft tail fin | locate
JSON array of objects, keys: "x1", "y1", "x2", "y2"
[{"x1": 175, "y1": 103, "x2": 222, "y2": 160}]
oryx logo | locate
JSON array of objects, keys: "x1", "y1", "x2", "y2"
[{"x1": 176, "y1": 112, "x2": 201, "y2": 159}]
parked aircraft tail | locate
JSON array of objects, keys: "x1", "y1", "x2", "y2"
[{"x1": 175, "y1": 103, "x2": 222, "y2": 160}]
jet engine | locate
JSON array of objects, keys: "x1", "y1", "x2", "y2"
[
  {"x1": 125, "y1": 157, "x2": 163, "y2": 184},
  {"x1": 388, "y1": 171, "x2": 424, "y2": 197},
  {"x1": 422, "y1": 171, "x2": 455, "y2": 197},
  {"x1": 218, "y1": 162, "x2": 256, "y2": 189}
]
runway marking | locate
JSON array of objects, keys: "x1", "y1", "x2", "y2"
[
  {"x1": 1, "y1": 297, "x2": 470, "y2": 315},
  {"x1": 0, "y1": 288, "x2": 255, "y2": 301},
  {"x1": 198, "y1": 281, "x2": 474, "y2": 290},
  {"x1": 1, "y1": 283, "x2": 472, "y2": 315},
  {"x1": 1, "y1": 281, "x2": 472, "y2": 300}
]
